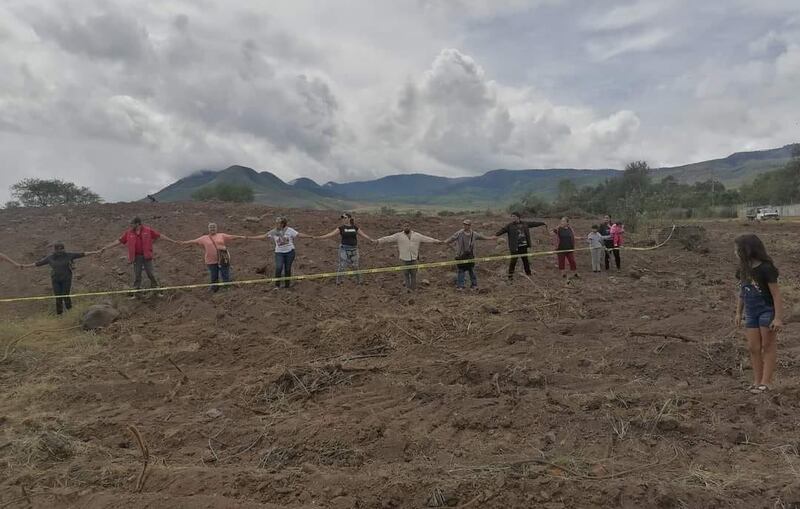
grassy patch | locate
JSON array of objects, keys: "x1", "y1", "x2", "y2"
[{"x1": 0, "y1": 301, "x2": 104, "y2": 361}]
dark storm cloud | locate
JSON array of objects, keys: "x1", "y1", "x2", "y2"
[{"x1": 29, "y1": 7, "x2": 154, "y2": 63}]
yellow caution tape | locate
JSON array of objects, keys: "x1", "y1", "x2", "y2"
[{"x1": 0, "y1": 226, "x2": 675, "y2": 303}]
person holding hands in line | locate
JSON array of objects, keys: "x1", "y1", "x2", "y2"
[
  {"x1": 99, "y1": 216, "x2": 176, "y2": 297},
  {"x1": 445, "y1": 219, "x2": 496, "y2": 290},
  {"x1": 375, "y1": 222, "x2": 441, "y2": 290},
  {"x1": 553, "y1": 216, "x2": 578, "y2": 279},
  {"x1": 315, "y1": 212, "x2": 374, "y2": 285},
  {"x1": 495, "y1": 211, "x2": 547, "y2": 281},
  {"x1": 7, "y1": 242, "x2": 100, "y2": 315},
  {"x1": 248, "y1": 216, "x2": 313, "y2": 289},
  {"x1": 177, "y1": 222, "x2": 250, "y2": 292}
]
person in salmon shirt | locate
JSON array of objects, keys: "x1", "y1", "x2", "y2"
[{"x1": 178, "y1": 222, "x2": 250, "y2": 292}]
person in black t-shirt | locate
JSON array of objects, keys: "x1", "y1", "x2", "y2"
[
  {"x1": 495, "y1": 211, "x2": 547, "y2": 280},
  {"x1": 9, "y1": 242, "x2": 100, "y2": 315},
  {"x1": 315, "y1": 213, "x2": 375, "y2": 284},
  {"x1": 734, "y1": 234, "x2": 783, "y2": 394},
  {"x1": 553, "y1": 217, "x2": 578, "y2": 279}
]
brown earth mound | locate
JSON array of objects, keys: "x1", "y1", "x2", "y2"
[{"x1": 1, "y1": 203, "x2": 799, "y2": 508}]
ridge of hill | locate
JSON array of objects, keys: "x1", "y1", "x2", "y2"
[
  {"x1": 150, "y1": 145, "x2": 797, "y2": 209},
  {"x1": 153, "y1": 165, "x2": 356, "y2": 209}
]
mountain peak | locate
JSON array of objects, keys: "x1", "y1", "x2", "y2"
[
  {"x1": 290, "y1": 177, "x2": 321, "y2": 188},
  {"x1": 222, "y1": 165, "x2": 258, "y2": 175}
]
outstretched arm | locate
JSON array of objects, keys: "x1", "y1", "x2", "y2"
[
  {"x1": 296, "y1": 232, "x2": 313, "y2": 239},
  {"x1": 315, "y1": 228, "x2": 340, "y2": 240},
  {"x1": 357, "y1": 229, "x2": 375, "y2": 242},
  {"x1": 19, "y1": 256, "x2": 50, "y2": 269},
  {"x1": 158, "y1": 233, "x2": 177, "y2": 243},
  {"x1": 175, "y1": 237, "x2": 201, "y2": 246},
  {"x1": 247, "y1": 233, "x2": 270, "y2": 240},
  {"x1": 0, "y1": 253, "x2": 22, "y2": 267},
  {"x1": 99, "y1": 239, "x2": 121, "y2": 252},
  {"x1": 376, "y1": 233, "x2": 398, "y2": 245},
  {"x1": 418, "y1": 234, "x2": 442, "y2": 243}
]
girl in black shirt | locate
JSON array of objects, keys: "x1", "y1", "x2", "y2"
[
  {"x1": 734, "y1": 234, "x2": 783, "y2": 393},
  {"x1": 315, "y1": 213, "x2": 375, "y2": 284}
]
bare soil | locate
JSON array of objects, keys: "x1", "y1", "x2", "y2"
[{"x1": 1, "y1": 203, "x2": 800, "y2": 508}]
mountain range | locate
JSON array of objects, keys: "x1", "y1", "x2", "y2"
[{"x1": 150, "y1": 144, "x2": 797, "y2": 210}]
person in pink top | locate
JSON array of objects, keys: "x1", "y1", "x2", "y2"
[
  {"x1": 609, "y1": 221, "x2": 625, "y2": 270},
  {"x1": 178, "y1": 223, "x2": 249, "y2": 292}
]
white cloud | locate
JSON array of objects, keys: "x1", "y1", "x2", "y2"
[{"x1": 586, "y1": 27, "x2": 674, "y2": 60}]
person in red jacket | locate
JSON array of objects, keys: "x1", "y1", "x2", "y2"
[{"x1": 100, "y1": 217, "x2": 175, "y2": 296}]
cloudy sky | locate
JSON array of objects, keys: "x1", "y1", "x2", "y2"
[{"x1": 0, "y1": 0, "x2": 798, "y2": 202}]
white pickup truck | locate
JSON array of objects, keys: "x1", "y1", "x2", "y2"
[{"x1": 747, "y1": 207, "x2": 780, "y2": 221}]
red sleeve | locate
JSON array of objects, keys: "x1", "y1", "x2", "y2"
[
  {"x1": 150, "y1": 228, "x2": 161, "y2": 240},
  {"x1": 118, "y1": 231, "x2": 128, "y2": 244}
]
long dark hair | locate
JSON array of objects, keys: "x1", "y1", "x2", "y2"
[{"x1": 735, "y1": 234, "x2": 773, "y2": 282}]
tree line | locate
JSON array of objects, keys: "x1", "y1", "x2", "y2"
[{"x1": 509, "y1": 144, "x2": 800, "y2": 228}]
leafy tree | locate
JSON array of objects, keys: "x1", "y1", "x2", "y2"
[
  {"x1": 557, "y1": 179, "x2": 577, "y2": 202},
  {"x1": 739, "y1": 156, "x2": 800, "y2": 205},
  {"x1": 192, "y1": 183, "x2": 254, "y2": 203},
  {"x1": 10, "y1": 178, "x2": 102, "y2": 207},
  {"x1": 621, "y1": 160, "x2": 651, "y2": 196},
  {"x1": 4, "y1": 200, "x2": 20, "y2": 209},
  {"x1": 508, "y1": 193, "x2": 551, "y2": 216}
]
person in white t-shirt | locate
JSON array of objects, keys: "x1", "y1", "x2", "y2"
[{"x1": 249, "y1": 216, "x2": 312, "y2": 289}]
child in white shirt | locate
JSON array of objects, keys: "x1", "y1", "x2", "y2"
[{"x1": 587, "y1": 225, "x2": 605, "y2": 273}]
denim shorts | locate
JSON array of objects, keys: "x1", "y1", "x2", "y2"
[
  {"x1": 741, "y1": 283, "x2": 775, "y2": 329},
  {"x1": 745, "y1": 307, "x2": 774, "y2": 328}
]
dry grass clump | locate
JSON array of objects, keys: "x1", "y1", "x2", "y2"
[
  {"x1": 0, "y1": 303, "x2": 103, "y2": 362},
  {"x1": 263, "y1": 364, "x2": 362, "y2": 404}
]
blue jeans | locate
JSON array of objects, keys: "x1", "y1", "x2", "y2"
[
  {"x1": 207, "y1": 264, "x2": 232, "y2": 292},
  {"x1": 275, "y1": 250, "x2": 295, "y2": 288},
  {"x1": 336, "y1": 246, "x2": 361, "y2": 283},
  {"x1": 456, "y1": 266, "x2": 477, "y2": 288}
]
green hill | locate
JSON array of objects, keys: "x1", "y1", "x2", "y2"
[
  {"x1": 150, "y1": 145, "x2": 797, "y2": 209},
  {"x1": 152, "y1": 166, "x2": 357, "y2": 209},
  {"x1": 654, "y1": 145, "x2": 795, "y2": 187}
]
